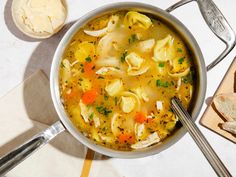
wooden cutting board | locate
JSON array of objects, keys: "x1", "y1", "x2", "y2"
[{"x1": 200, "y1": 58, "x2": 236, "y2": 143}]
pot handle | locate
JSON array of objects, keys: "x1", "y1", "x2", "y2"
[
  {"x1": 0, "y1": 121, "x2": 65, "y2": 176},
  {"x1": 166, "y1": 0, "x2": 236, "y2": 71}
]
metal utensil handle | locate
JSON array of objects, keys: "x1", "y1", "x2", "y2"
[
  {"x1": 166, "y1": 0, "x2": 236, "y2": 71},
  {"x1": 171, "y1": 98, "x2": 232, "y2": 177},
  {"x1": 0, "y1": 121, "x2": 65, "y2": 176}
]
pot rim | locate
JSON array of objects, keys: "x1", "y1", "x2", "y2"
[{"x1": 50, "y1": 2, "x2": 207, "y2": 158}]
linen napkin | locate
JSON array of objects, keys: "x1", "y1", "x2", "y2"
[{"x1": 0, "y1": 70, "x2": 91, "y2": 177}]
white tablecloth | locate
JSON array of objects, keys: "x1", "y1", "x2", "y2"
[{"x1": 1, "y1": 0, "x2": 236, "y2": 176}]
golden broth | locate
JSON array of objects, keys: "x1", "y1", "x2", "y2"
[{"x1": 59, "y1": 11, "x2": 194, "y2": 150}]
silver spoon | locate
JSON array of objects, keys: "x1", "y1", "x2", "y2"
[{"x1": 171, "y1": 97, "x2": 232, "y2": 177}]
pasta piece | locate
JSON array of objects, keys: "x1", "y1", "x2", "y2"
[
  {"x1": 138, "y1": 39, "x2": 155, "y2": 53},
  {"x1": 124, "y1": 11, "x2": 152, "y2": 30},
  {"x1": 131, "y1": 132, "x2": 160, "y2": 149},
  {"x1": 169, "y1": 57, "x2": 190, "y2": 77},
  {"x1": 74, "y1": 42, "x2": 95, "y2": 62},
  {"x1": 125, "y1": 52, "x2": 144, "y2": 71},
  {"x1": 128, "y1": 64, "x2": 150, "y2": 76},
  {"x1": 95, "y1": 57, "x2": 120, "y2": 67},
  {"x1": 97, "y1": 29, "x2": 129, "y2": 58},
  {"x1": 120, "y1": 96, "x2": 136, "y2": 113},
  {"x1": 121, "y1": 91, "x2": 141, "y2": 111},
  {"x1": 134, "y1": 123, "x2": 145, "y2": 140},
  {"x1": 61, "y1": 59, "x2": 71, "y2": 89},
  {"x1": 105, "y1": 79, "x2": 123, "y2": 96},
  {"x1": 84, "y1": 15, "x2": 119, "y2": 37},
  {"x1": 79, "y1": 100, "x2": 90, "y2": 123},
  {"x1": 152, "y1": 35, "x2": 175, "y2": 62},
  {"x1": 168, "y1": 67, "x2": 190, "y2": 77},
  {"x1": 156, "y1": 101, "x2": 163, "y2": 111},
  {"x1": 132, "y1": 87, "x2": 149, "y2": 102},
  {"x1": 91, "y1": 127, "x2": 100, "y2": 141},
  {"x1": 111, "y1": 113, "x2": 121, "y2": 136},
  {"x1": 93, "y1": 114, "x2": 101, "y2": 128},
  {"x1": 96, "y1": 67, "x2": 124, "y2": 76},
  {"x1": 99, "y1": 134, "x2": 115, "y2": 143},
  {"x1": 79, "y1": 78, "x2": 92, "y2": 92},
  {"x1": 176, "y1": 78, "x2": 181, "y2": 91},
  {"x1": 166, "y1": 121, "x2": 176, "y2": 131},
  {"x1": 111, "y1": 113, "x2": 135, "y2": 137},
  {"x1": 79, "y1": 100, "x2": 100, "y2": 127},
  {"x1": 125, "y1": 52, "x2": 150, "y2": 76}
]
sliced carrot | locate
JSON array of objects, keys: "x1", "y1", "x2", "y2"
[
  {"x1": 118, "y1": 134, "x2": 135, "y2": 144},
  {"x1": 64, "y1": 89, "x2": 80, "y2": 100},
  {"x1": 82, "y1": 89, "x2": 97, "y2": 104},
  {"x1": 135, "y1": 112, "x2": 147, "y2": 123},
  {"x1": 84, "y1": 62, "x2": 95, "y2": 75}
]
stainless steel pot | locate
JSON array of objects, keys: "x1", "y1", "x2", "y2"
[{"x1": 0, "y1": 0, "x2": 235, "y2": 175}]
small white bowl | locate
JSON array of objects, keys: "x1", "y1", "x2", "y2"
[{"x1": 11, "y1": 0, "x2": 67, "y2": 39}]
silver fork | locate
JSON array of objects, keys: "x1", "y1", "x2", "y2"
[{"x1": 171, "y1": 97, "x2": 232, "y2": 177}]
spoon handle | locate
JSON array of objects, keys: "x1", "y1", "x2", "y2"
[{"x1": 171, "y1": 98, "x2": 232, "y2": 177}]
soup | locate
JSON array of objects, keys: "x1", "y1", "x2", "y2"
[{"x1": 59, "y1": 11, "x2": 194, "y2": 150}]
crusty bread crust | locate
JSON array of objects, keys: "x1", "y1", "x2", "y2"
[{"x1": 213, "y1": 93, "x2": 236, "y2": 122}]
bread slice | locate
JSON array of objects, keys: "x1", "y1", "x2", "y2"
[
  {"x1": 213, "y1": 93, "x2": 236, "y2": 121},
  {"x1": 222, "y1": 121, "x2": 236, "y2": 134}
]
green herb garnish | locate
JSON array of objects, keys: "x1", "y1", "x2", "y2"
[
  {"x1": 85, "y1": 56, "x2": 92, "y2": 62},
  {"x1": 96, "y1": 106, "x2": 112, "y2": 116},
  {"x1": 120, "y1": 51, "x2": 128, "y2": 63},
  {"x1": 128, "y1": 34, "x2": 137, "y2": 44},
  {"x1": 114, "y1": 67, "x2": 120, "y2": 70},
  {"x1": 104, "y1": 95, "x2": 109, "y2": 100},
  {"x1": 182, "y1": 70, "x2": 193, "y2": 84},
  {"x1": 60, "y1": 62, "x2": 65, "y2": 68},
  {"x1": 89, "y1": 113, "x2": 94, "y2": 120},
  {"x1": 178, "y1": 58, "x2": 184, "y2": 64},
  {"x1": 177, "y1": 48, "x2": 183, "y2": 52},
  {"x1": 159, "y1": 62, "x2": 165, "y2": 67},
  {"x1": 156, "y1": 79, "x2": 169, "y2": 87},
  {"x1": 114, "y1": 97, "x2": 118, "y2": 106}
]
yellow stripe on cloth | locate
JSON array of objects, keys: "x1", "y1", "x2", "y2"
[{"x1": 80, "y1": 149, "x2": 95, "y2": 177}]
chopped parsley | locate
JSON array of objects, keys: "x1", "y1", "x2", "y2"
[
  {"x1": 182, "y1": 70, "x2": 194, "y2": 84},
  {"x1": 96, "y1": 106, "x2": 112, "y2": 116},
  {"x1": 120, "y1": 51, "x2": 128, "y2": 63},
  {"x1": 128, "y1": 34, "x2": 137, "y2": 44},
  {"x1": 104, "y1": 94, "x2": 109, "y2": 100},
  {"x1": 60, "y1": 62, "x2": 65, "y2": 68},
  {"x1": 177, "y1": 48, "x2": 183, "y2": 52},
  {"x1": 114, "y1": 66, "x2": 120, "y2": 70},
  {"x1": 156, "y1": 79, "x2": 169, "y2": 87},
  {"x1": 159, "y1": 62, "x2": 165, "y2": 67},
  {"x1": 85, "y1": 56, "x2": 92, "y2": 62},
  {"x1": 89, "y1": 113, "x2": 94, "y2": 120},
  {"x1": 178, "y1": 58, "x2": 185, "y2": 64},
  {"x1": 114, "y1": 97, "x2": 118, "y2": 106}
]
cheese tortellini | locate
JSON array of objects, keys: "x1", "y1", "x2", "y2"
[
  {"x1": 124, "y1": 11, "x2": 152, "y2": 30},
  {"x1": 152, "y1": 35, "x2": 175, "y2": 62},
  {"x1": 105, "y1": 79, "x2": 123, "y2": 96}
]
